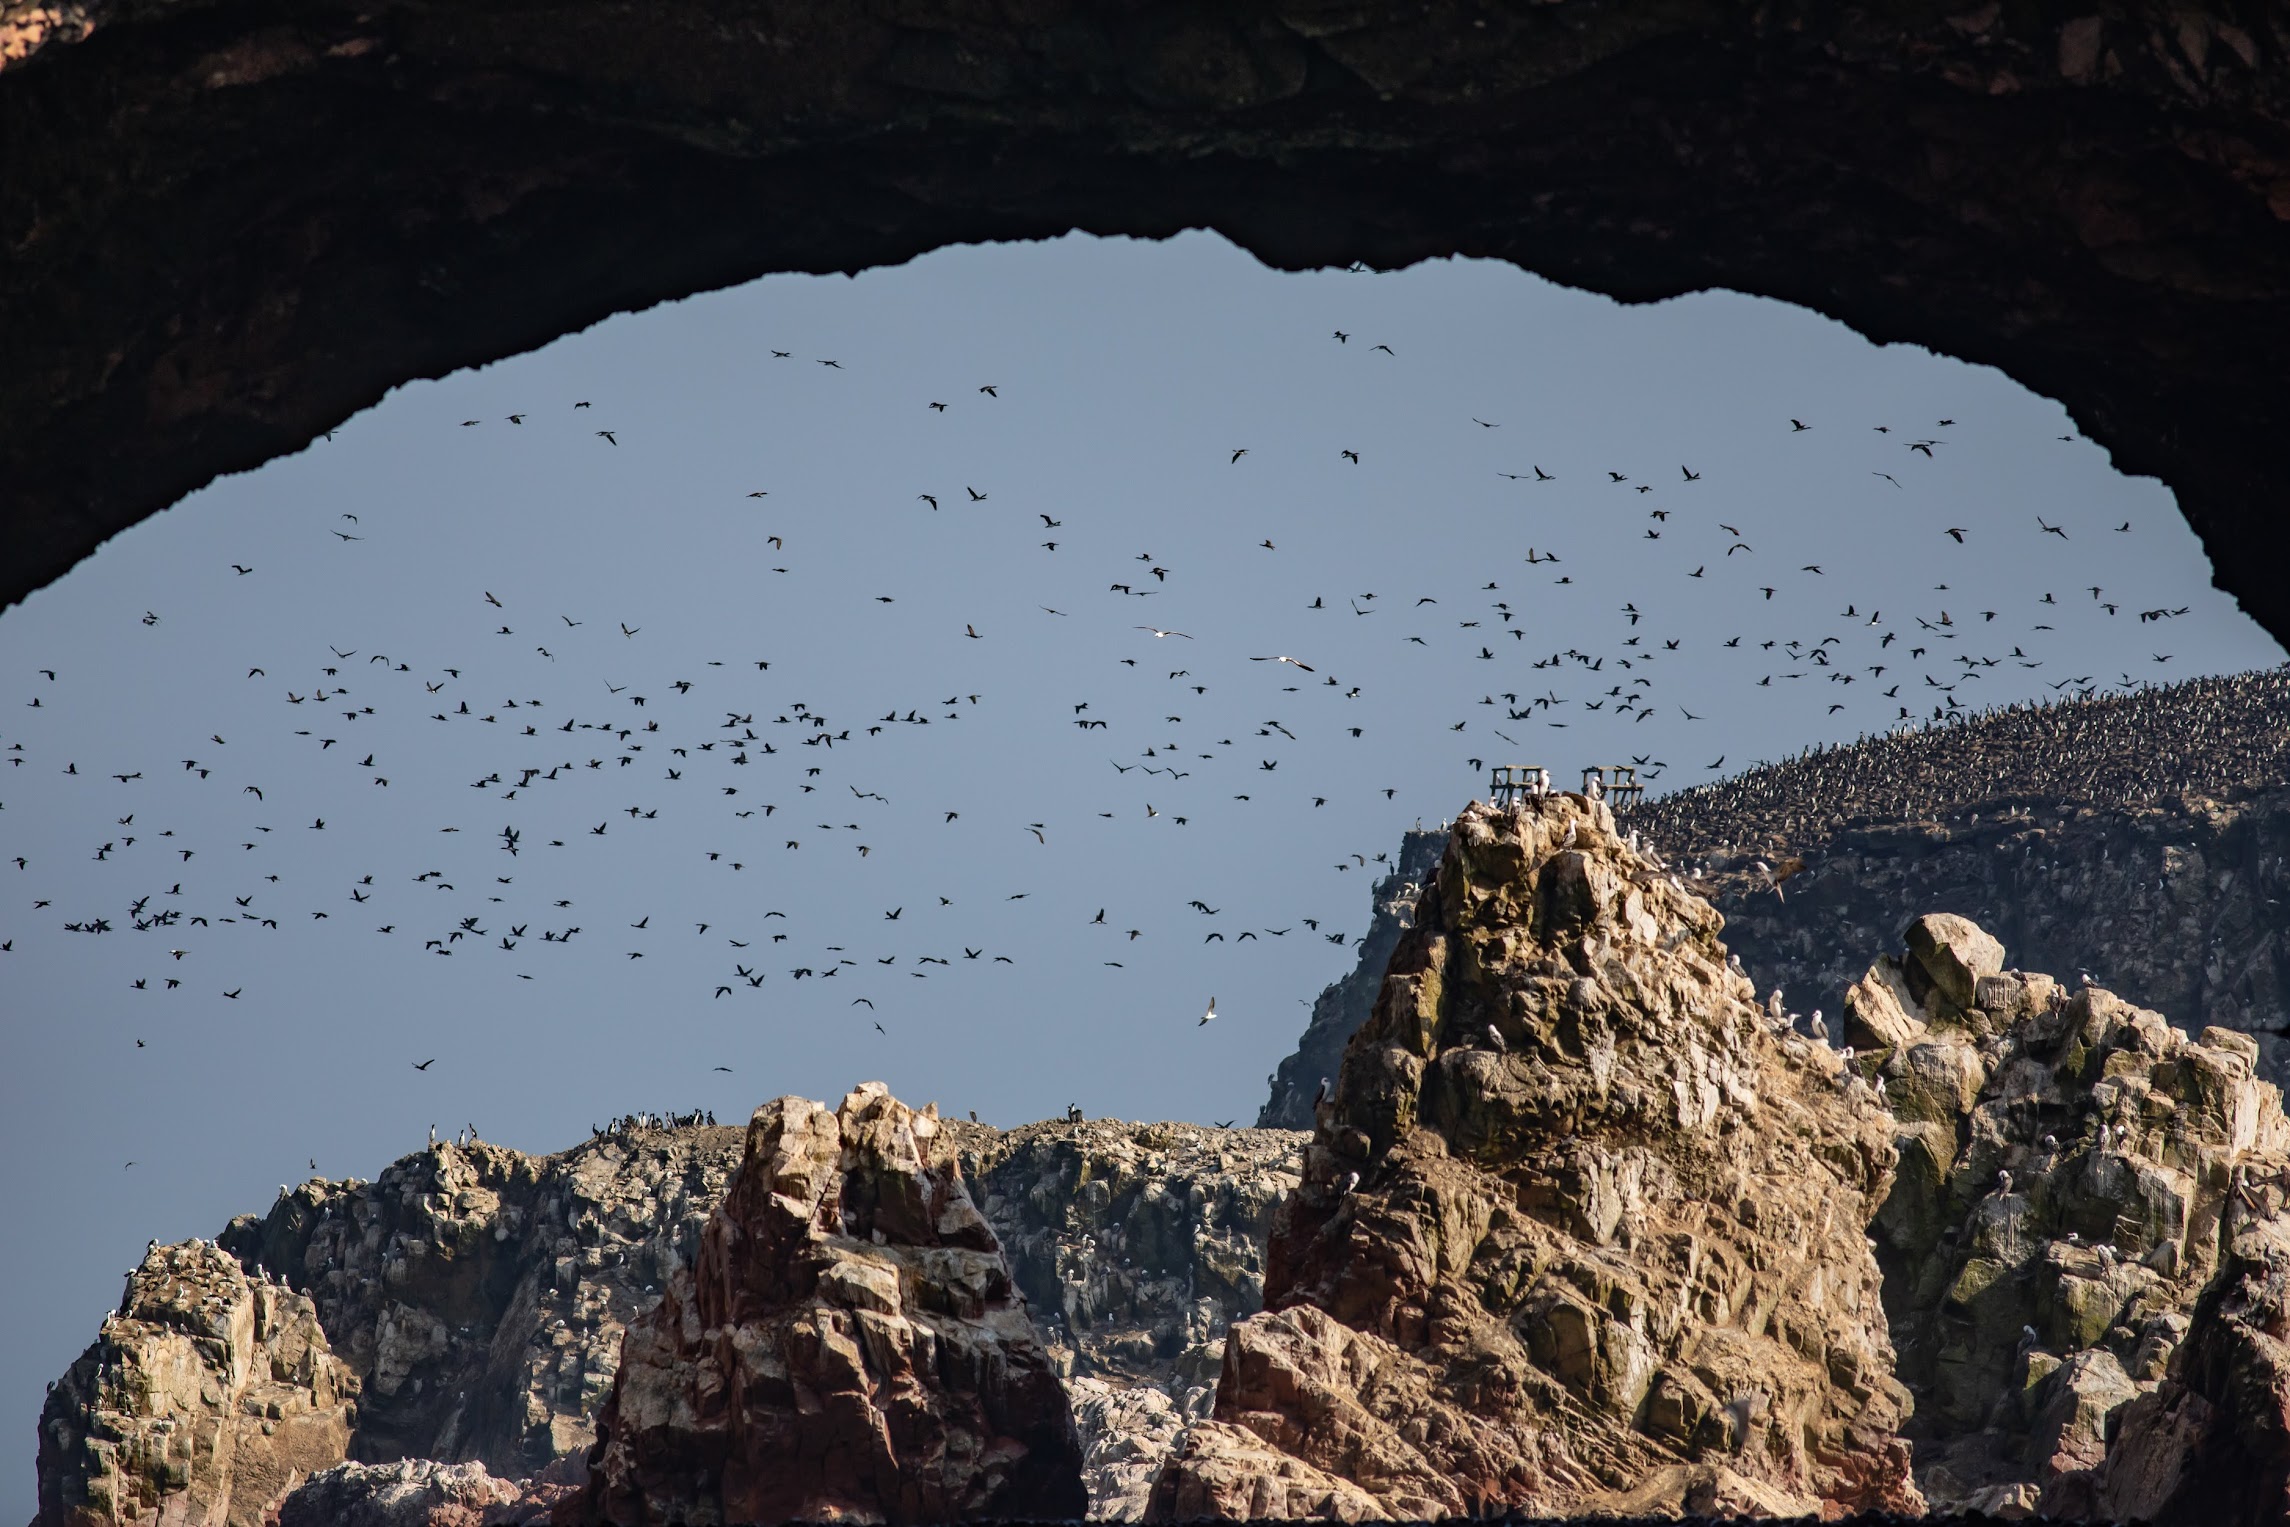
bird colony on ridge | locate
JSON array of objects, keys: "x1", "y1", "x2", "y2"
[
  {"x1": 1635, "y1": 666, "x2": 2290, "y2": 859},
  {"x1": 0, "y1": 245, "x2": 2277, "y2": 1115}
]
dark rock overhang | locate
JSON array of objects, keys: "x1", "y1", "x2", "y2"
[{"x1": 4, "y1": 2, "x2": 2287, "y2": 632}]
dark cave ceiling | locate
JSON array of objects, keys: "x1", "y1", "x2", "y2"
[{"x1": 3, "y1": 1, "x2": 2286, "y2": 634}]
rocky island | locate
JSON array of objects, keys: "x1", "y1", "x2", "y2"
[{"x1": 35, "y1": 782, "x2": 2290, "y2": 1524}]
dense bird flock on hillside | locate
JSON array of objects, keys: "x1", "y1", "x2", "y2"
[{"x1": 1634, "y1": 666, "x2": 2290, "y2": 856}]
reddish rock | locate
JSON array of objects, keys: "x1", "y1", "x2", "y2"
[
  {"x1": 2074, "y1": 1211, "x2": 2290, "y2": 1525},
  {"x1": 569, "y1": 1083, "x2": 1086, "y2": 1524},
  {"x1": 269, "y1": 1458, "x2": 573, "y2": 1526}
]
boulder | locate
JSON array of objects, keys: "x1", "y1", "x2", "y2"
[
  {"x1": 34, "y1": 1240, "x2": 357, "y2": 1527},
  {"x1": 1150, "y1": 796, "x2": 1920, "y2": 1519},
  {"x1": 1905, "y1": 912, "x2": 2006, "y2": 1015},
  {"x1": 569, "y1": 1083, "x2": 1087, "y2": 1524},
  {"x1": 1844, "y1": 957, "x2": 1929, "y2": 1054}
]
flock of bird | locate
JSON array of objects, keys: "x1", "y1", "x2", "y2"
[{"x1": 0, "y1": 317, "x2": 2250, "y2": 1091}]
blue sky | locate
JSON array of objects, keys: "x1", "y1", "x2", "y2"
[{"x1": 2, "y1": 231, "x2": 2279, "y2": 1509}]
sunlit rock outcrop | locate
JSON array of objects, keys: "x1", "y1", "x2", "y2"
[
  {"x1": 34, "y1": 1240, "x2": 357, "y2": 1527},
  {"x1": 1154, "y1": 794, "x2": 1920, "y2": 1519}
]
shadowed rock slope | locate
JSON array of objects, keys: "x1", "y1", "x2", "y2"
[
  {"x1": 1260, "y1": 829, "x2": 1448, "y2": 1132},
  {"x1": 1156, "y1": 795, "x2": 1922, "y2": 1520}
]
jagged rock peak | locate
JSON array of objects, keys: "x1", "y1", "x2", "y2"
[
  {"x1": 1154, "y1": 795, "x2": 1920, "y2": 1519},
  {"x1": 34, "y1": 1238, "x2": 357, "y2": 1527},
  {"x1": 571, "y1": 1082, "x2": 1088, "y2": 1524}
]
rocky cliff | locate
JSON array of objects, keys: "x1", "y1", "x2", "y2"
[
  {"x1": 1642, "y1": 670, "x2": 2290, "y2": 1081},
  {"x1": 1837, "y1": 912, "x2": 2290, "y2": 1515},
  {"x1": 1158, "y1": 794, "x2": 1922, "y2": 1520},
  {"x1": 1181, "y1": 793, "x2": 2290, "y2": 1524},
  {"x1": 34, "y1": 1112, "x2": 1301, "y2": 1525},
  {"x1": 35, "y1": 1242, "x2": 357, "y2": 1527}
]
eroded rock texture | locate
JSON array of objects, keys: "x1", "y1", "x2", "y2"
[
  {"x1": 571, "y1": 1082, "x2": 1087, "y2": 1524},
  {"x1": 2085, "y1": 1207, "x2": 2290, "y2": 1524},
  {"x1": 1837, "y1": 912, "x2": 2290, "y2": 1521},
  {"x1": 4, "y1": 4, "x2": 2289, "y2": 638},
  {"x1": 947, "y1": 1115, "x2": 1304, "y2": 1517},
  {"x1": 33, "y1": 1240, "x2": 357, "y2": 1527},
  {"x1": 951, "y1": 1116, "x2": 1300, "y2": 1397},
  {"x1": 1154, "y1": 795, "x2": 1921, "y2": 1519}
]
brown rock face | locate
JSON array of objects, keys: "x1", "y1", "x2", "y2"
[
  {"x1": 34, "y1": 1240, "x2": 357, "y2": 1527},
  {"x1": 572, "y1": 1083, "x2": 1087, "y2": 1525},
  {"x1": 1152, "y1": 796, "x2": 1920, "y2": 1519},
  {"x1": 4, "y1": 3, "x2": 2290, "y2": 642},
  {"x1": 2083, "y1": 1212, "x2": 2290, "y2": 1524}
]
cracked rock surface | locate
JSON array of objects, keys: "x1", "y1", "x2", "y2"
[
  {"x1": 1846, "y1": 912, "x2": 2290, "y2": 1521},
  {"x1": 1154, "y1": 795, "x2": 1922, "y2": 1519}
]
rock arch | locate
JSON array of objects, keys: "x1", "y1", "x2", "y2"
[{"x1": 4, "y1": 2, "x2": 2286, "y2": 631}]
